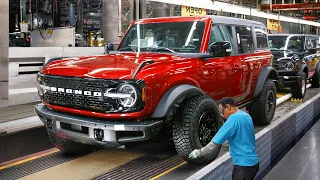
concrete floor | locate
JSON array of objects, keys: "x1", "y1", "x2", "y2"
[{"x1": 0, "y1": 103, "x2": 37, "y2": 123}]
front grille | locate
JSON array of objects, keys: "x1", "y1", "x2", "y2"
[
  {"x1": 273, "y1": 61, "x2": 297, "y2": 76},
  {"x1": 271, "y1": 51, "x2": 284, "y2": 60},
  {"x1": 39, "y1": 74, "x2": 143, "y2": 112},
  {"x1": 273, "y1": 60, "x2": 288, "y2": 69}
]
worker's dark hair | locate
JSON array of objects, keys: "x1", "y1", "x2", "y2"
[{"x1": 219, "y1": 97, "x2": 237, "y2": 108}]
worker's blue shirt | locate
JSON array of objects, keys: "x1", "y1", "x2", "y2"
[{"x1": 212, "y1": 110, "x2": 259, "y2": 166}]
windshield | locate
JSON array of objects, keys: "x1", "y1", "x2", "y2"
[
  {"x1": 268, "y1": 36, "x2": 288, "y2": 50},
  {"x1": 118, "y1": 21, "x2": 205, "y2": 53},
  {"x1": 269, "y1": 35, "x2": 304, "y2": 51}
]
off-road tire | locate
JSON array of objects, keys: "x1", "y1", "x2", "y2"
[
  {"x1": 312, "y1": 72, "x2": 320, "y2": 88},
  {"x1": 47, "y1": 129, "x2": 98, "y2": 155},
  {"x1": 172, "y1": 95, "x2": 223, "y2": 165},
  {"x1": 249, "y1": 79, "x2": 276, "y2": 126},
  {"x1": 291, "y1": 72, "x2": 307, "y2": 98}
]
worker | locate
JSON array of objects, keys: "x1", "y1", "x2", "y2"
[
  {"x1": 189, "y1": 97, "x2": 259, "y2": 180},
  {"x1": 93, "y1": 36, "x2": 99, "y2": 47}
]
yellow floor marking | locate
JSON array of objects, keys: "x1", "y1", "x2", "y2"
[
  {"x1": 149, "y1": 161, "x2": 187, "y2": 180},
  {"x1": 18, "y1": 148, "x2": 142, "y2": 180},
  {"x1": 0, "y1": 149, "x2": 59, "y2": 170},
  {"x1": 276, "y1": 93, "x2": 286, "y2": 98}
]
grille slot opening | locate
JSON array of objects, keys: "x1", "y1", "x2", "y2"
[
  {"x1": 116, "y1": 131, "x2": 144, "y2": 139},
  {"x1": 60, "y1": 122, "x2": 89, "y2": 134}
]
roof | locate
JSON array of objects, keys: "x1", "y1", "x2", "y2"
[
  {"x1": 134, "y1": 16, "x2": 209, "y2": 24},
  {"x1": 208, "y1": 15, "x2": 265, "y2": 27},
  {"x1": 134, "y1": 15, "x2": 265, "y2": 27},
  {"x1": 269, "y1": 34, "x2": 319, "y2": 37}
]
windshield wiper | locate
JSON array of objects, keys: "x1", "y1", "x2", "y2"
[
  {"x1": 118, "y1": 47, "x2": 137, "y2": 52},
  {"x1": 149, "y1": 46, "x2": 177, "y2": 53}
]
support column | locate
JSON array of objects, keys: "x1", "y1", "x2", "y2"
[
  {"x1": 0, "y1": 0, "x2": 9, "y2": 107},
  {"x1": 77, "y1": 1, "x2": 83, "y2": 46},
  {"x1": 151, "y1": 1, "x2": 167, "y2": 18},
  {"x1": 168, "y1": 4, "x2": 174, "y2": 16},
  {"x1": 102, "y1": 0, "x2": 120, "y2": 44},
  {"x1": 139, "y1": 0, "x2": 147, "y2": 19}
]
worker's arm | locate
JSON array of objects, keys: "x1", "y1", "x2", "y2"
[
  {"x1": 189, "y1": 117, "x2": 236, "y2": 159},
  {"x1": 189, "y1": 142, "x2": 221, "y2": 159},
  {"x1": 211, "y1": 116, "x2": 237, "y2": 145}
]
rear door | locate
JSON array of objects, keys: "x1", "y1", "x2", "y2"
[
  {"x1": 203, "y1": 24, "x2": 244, "y2": 101},
  {"x1": 234, "y1": 25, "x2": 257, "y2": 102}
]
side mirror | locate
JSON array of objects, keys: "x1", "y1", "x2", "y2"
[
  {"x1": 209, "y1": 41, "x2": 232, "y2": 57},
  {"x1": 104, "y1": 42, "x2": 114, "y2": 54}
]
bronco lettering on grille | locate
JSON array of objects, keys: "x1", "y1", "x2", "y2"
[{"x1": 42, "y1": 85, "x2": 103, "y2": 97}]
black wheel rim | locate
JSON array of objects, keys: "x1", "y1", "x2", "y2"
[
  {"x1": 198, "y1": 111, "x2": 219, "y2": 147},
  {"x1": 266, "y1": 90, "x2": 275, "y2": 117}
]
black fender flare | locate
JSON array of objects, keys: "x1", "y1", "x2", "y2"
[
  {"x1": 151, "y1": 84, "x2": 205, "y2": 118},
  {"x1": 297, "y1": 63, "x2": 308, "y2": 76},
  {"x1": 253, "y1": 66, "x2": 278, "y2": 98}
]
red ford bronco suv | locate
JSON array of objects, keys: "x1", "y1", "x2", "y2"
[
  {"x1": 35, "y1": 16, "x2": 278, "y2": 164},
  {"x1": 268, "y1": 34, "x2": 320, "y2": 98}
]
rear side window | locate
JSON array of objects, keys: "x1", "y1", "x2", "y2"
[
  {"x1": 255, "y1": 27, "x2": 268, "y2": 49},
  {"x1": 235, "y1": 26, "x2": 254, "y2": 54},
  {"x1": 208, "y1": 24, "x2": 235, "y2": 55},
  {"x1": 306, "y1": 36, "x2": 318, "y2": 50}
]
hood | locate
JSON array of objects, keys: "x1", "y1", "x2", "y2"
[
  {"x1": 41, "y1": 53, "x2": 181, "y2": 79},
  {"x1": 270, "y1": 50, "x2": 285, "y2": 61}
]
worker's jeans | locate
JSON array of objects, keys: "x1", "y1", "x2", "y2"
[{"x1": 232, "y1": 163, "x2": 259, "y2": 180}]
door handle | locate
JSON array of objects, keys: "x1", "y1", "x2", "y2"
[
  {"x1": 233, "y1": 64, "x2": 243, "y2": 70},
  {"x1": 254, "y1": 61, "x2": 261, "y2": 68}
]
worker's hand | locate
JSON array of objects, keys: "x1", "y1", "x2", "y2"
[
  {"x1": 189, "y1": 149, "x2": 201, "y2": 159},
  {"x1": 189, "y1": 142, "x2": 222, "y2": 160}
]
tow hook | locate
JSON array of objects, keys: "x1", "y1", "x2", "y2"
[{"x1": 94, "y1": 129, "x2": 104, "y2": 141}]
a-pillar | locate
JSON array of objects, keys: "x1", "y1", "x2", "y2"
[
  {"x1": 0, "y1": 0, "x2": 9, "y2": 108},
  {"x1": 102, "y1": 0, "x2": 120, "y2": 45}
]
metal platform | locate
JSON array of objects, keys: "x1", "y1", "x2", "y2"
[{"x1": 263, "y1": 120, "x2": 320, "y2": 180}]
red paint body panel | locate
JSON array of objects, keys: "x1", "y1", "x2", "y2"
[{"x1": 40, "y1": 16, "x2": 273, "y2": 120}]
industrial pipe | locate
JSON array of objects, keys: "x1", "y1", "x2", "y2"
[{"x1": 276, "y1": 84, "x2": 312, "y2": 106}]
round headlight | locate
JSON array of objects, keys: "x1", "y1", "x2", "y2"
[
  {"x1": 116, "y1": 84, "x2": 137, "y2": 108},
  {"x1": 37, "y1": 84, "x2": 43, "y2": 96}
]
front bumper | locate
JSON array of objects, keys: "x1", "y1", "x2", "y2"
[
  {"x1": 278, "y1": 75, "x2": 300, "y2": 87},
  {"x1": 35, "y1": 103, "x2": 163, "y2": 146}
]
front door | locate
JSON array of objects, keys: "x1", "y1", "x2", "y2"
[{"x1": 204, "y1": 24, "x2": 244, "y2": 101}]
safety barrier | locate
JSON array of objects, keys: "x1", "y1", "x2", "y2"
[{"x1": 186, "y1": 92, "x2": 320, "y2": 180}]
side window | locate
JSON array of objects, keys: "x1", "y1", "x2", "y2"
[
  {"x1": 208, "y1": 24, "x2": 235, "y2": 55},
  {"x1": 317, "y1": 37, "x2": 320, "y2": 49},
  {"x1": 255, "y1": 27, "x2": 268, "y2": 49},
  {"x1": 235, "y1": 26, "x2": 254, "y2": 54},
  {"x1": 306, "y1": 36, "x2": 318, "y2": 50}
]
